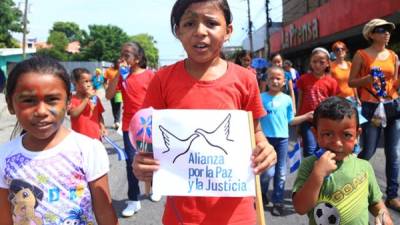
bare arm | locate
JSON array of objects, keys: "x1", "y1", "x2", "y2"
[
  {"x1": 105, "y1": 75, "x2": 119, "y2": 100},
  {"x1": 296, "y1": 89, "x2": 303, "y2": 115},
  {"x1": 292, "y1": 151, "x2": 337, "y2": 214},
  {"x1": 292, "y1": 170, "x2": 325, "y2": 214},
  {"x1": 348, "y1": 52, "x2": 373, "y2": 88},
  {"x1": 394, "y1": 54, "x2": 399, "y2": 89},
  {"x1": 260, "y1": 80, "x2": 267, "y2": 93},
  {"x1": 69, "y1": 97, "x2": 90, "y2": 118},
  {"x1": 89, "y1": 175, "x2": 118, "y2": 225},
  {"x1": 99, "y1": 115, "x2": 107, "y2": 136},
  {"x1": 290, "y1": 111, "x2": 313, "y2": 126},
  {"x1": 0, "y1": 188, "x2": 13, "y2": 225},
  {"x1": 252, "y1": 120, "x2": 276, "y2": 174},
  {"x1": 288, "y1": 79, "x2": 297, "y2": 114}
]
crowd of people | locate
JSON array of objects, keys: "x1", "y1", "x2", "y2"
[{"x1": 0, "y1": 0, "x2": 399, "y2": 224}]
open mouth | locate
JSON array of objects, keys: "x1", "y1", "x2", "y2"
[{"x1": 193, "y1": 43, "x2": 209, "y2": 50}]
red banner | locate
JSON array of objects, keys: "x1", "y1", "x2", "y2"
[{"x1": 270, "y1": 0, "x2": 400, "y2": 53}]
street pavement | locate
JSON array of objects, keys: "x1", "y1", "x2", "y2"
[{"x1": 0, "y1": 92, "x2": 399, "y2": 224}]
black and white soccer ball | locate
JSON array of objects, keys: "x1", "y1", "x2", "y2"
[{"x1": 314, "y1": 202, "x2": 340, "y2": 225}]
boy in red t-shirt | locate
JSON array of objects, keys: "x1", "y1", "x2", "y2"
[{"x1": 69, "y1": 67, "x2": 106, "y2": 140}]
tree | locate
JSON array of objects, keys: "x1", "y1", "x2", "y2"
[
  {"x1": 37, "y1": 31, "x2": 69, "y2": 61},
  {"x1": 48, "y1": 31, "x2": 69, "y2": 50},
  {"x1": 0, "y1": 0, "x2": 23, "y2": 48},
  {"x1": 130, "y1": 34, "x2": 159, "y2": 68},
  {"x1": 50, "y1": 21, "x2": 86, "y2": 42},
  {"x1": 79, "y1": 24, "x2": 129, "y2": 61}
]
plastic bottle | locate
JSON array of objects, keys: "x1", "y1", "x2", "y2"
[
  {"x1": 90, "y1": 95, "x2": 97, "y2": 105},
  {"x1": 119, "y1": 65, "x2": 130, "y2": 81}
]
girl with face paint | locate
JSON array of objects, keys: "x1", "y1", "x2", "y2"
[{"x1": 1, "y1": 56, "x2": 118, "y2": 225}]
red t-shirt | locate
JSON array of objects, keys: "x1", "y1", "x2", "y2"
[
  {"x1": 142, "y1": 60, "x2": 265, "y2": 225},
  {"x1": 70, "y1": 95, "x2": 104, "y2": 140},
  {"x1": 118, "y1": 69, "x2": 154, "y2": 131},
  {"x1": 296, "y1": 73, "x2": 339, "y2": 115}
]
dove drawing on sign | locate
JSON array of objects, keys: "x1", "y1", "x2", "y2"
[
  {"x1": 194, "y1": 113, "x2": 233, "y2": 155},
  {"x1": 159, "y1": 125, "x2": 199, "y2": 163},
  {"x1": 159, "y1": 113, "x2": 234, "y2": 163}
]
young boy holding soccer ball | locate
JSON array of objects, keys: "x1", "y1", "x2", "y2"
[{"x1": 292, "y1": 97, "x2": 392, "y2": 225}]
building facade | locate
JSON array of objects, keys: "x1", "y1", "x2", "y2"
[
  {"x1": 282, "y1": 0, "x2": 329, "y2": 25},
  {"x1": 244, "y1": 0, "x2": 400, "y2": 72},
  {"x1": 242, "y1": 22, "x2": 282, "y2": 58},
  {"x1": 275, "y1": 0, "x2": 400, "y2": 72},
  {"x1": 0, "y1": 48, "x2": 36, "y2": 76}
]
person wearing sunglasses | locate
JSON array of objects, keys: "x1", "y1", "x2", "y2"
[
  {"x1": 349, "y1": 18, "x2": 400, "y2": 212},
  {"x1": 331, "y1": 41, "x2": 359, "y2": 100}
]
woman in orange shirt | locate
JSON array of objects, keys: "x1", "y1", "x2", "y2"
[
  {"x1": 104, "y1": 59, "x2": 122, "y2": 129},
  {"x1": 349, "y1": 18, "x2": 400, "y2": 211},
  {"x1": 331, "y1": 41, "x2": 358, "y2": 100}
]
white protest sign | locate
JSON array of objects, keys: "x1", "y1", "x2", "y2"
[{"x1": 152, "y1": 110, "x2": 255, "y2": 197}]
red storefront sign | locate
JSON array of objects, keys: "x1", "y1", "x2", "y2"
[{"x1": 270, "y1": 0, "x2": 400, "y2": 53}]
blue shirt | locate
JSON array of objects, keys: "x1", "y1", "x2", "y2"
[
  {"x1": 260, "y1": 92, "x2": 294, "y2": 138},
  {"x1": 92, "y1": 75, "x2": 104, "y2": 90}
]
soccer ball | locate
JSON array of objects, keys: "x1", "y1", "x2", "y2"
[{"x1": 314, "y1": 202, "x2": 340, "y2": 225}]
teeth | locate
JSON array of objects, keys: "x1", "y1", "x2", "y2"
[
  {"x1": 36, "y1": 122, "x2": 49, "y2": 127},
  {"x1": 195, "y1": 44, "x2": 207, "y2": 48}
]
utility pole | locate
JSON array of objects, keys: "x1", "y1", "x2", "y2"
[
  {"x1": 246, "y1": 0, "x2": 254, "y2": 53},
  {"x1": 22, "y1": 0, "x2": 28, "y2": 59},
  {"x1": 265, "y1": 0, "x2": 271, "y2": 59}
]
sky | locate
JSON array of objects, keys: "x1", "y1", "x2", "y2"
[{"x1": 13, "y1": 0, "x2": 282, "y2": 65}]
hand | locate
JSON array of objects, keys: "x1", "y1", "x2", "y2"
[
  {"x1": 88, "y1": 99, "x2": 95, "y2": 111},
  {"x1": 375, "y1": 210, "x2": 393, "y2": 225},
  {"x1": 357, "y1": 98, "x2": 362, "y2": 106},
  {"x1": 251, "y1": 140, "x2": 276, "y2": 175},
  {"x1": 101, "y1": 126, "x2": 108, "y2": 136},
  {"x1": 368, "y1": 74, "x2": 379, "y2": 84},
  {"x1": 119, "y1": 59, "x2": 128, "y2": 67},
  {"x1": 86, "y1": 85, "x2": 96, "y2": 97},
  {"x1": 132, "y1": 152, "x2": 160, "y2": 182},
  {"x1": 305, "y1": 111, "x2": 314, "y2": 121},
  {"x1": 313, "y1": 150, "x2": 337, "y2": 178}
]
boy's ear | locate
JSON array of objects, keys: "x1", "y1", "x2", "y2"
[{"x1": 356, "y1": 127, "x2": 362, "y2": 140}]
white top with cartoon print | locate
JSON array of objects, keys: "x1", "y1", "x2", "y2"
[{"x1": 0, "y1": 131, "x2": 109, "y2": 225}]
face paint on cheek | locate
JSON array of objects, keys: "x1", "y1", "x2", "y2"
[
  {"x1": 59, "y1": 107, "x2": 66, "y2": 117},
  {"x1": 48, "y1": 107, "x2": 58, "y2": 117}
]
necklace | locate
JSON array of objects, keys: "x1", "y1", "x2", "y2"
[{"x1": 370, "y1": 67, "x2": 387, "y2": 98}]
